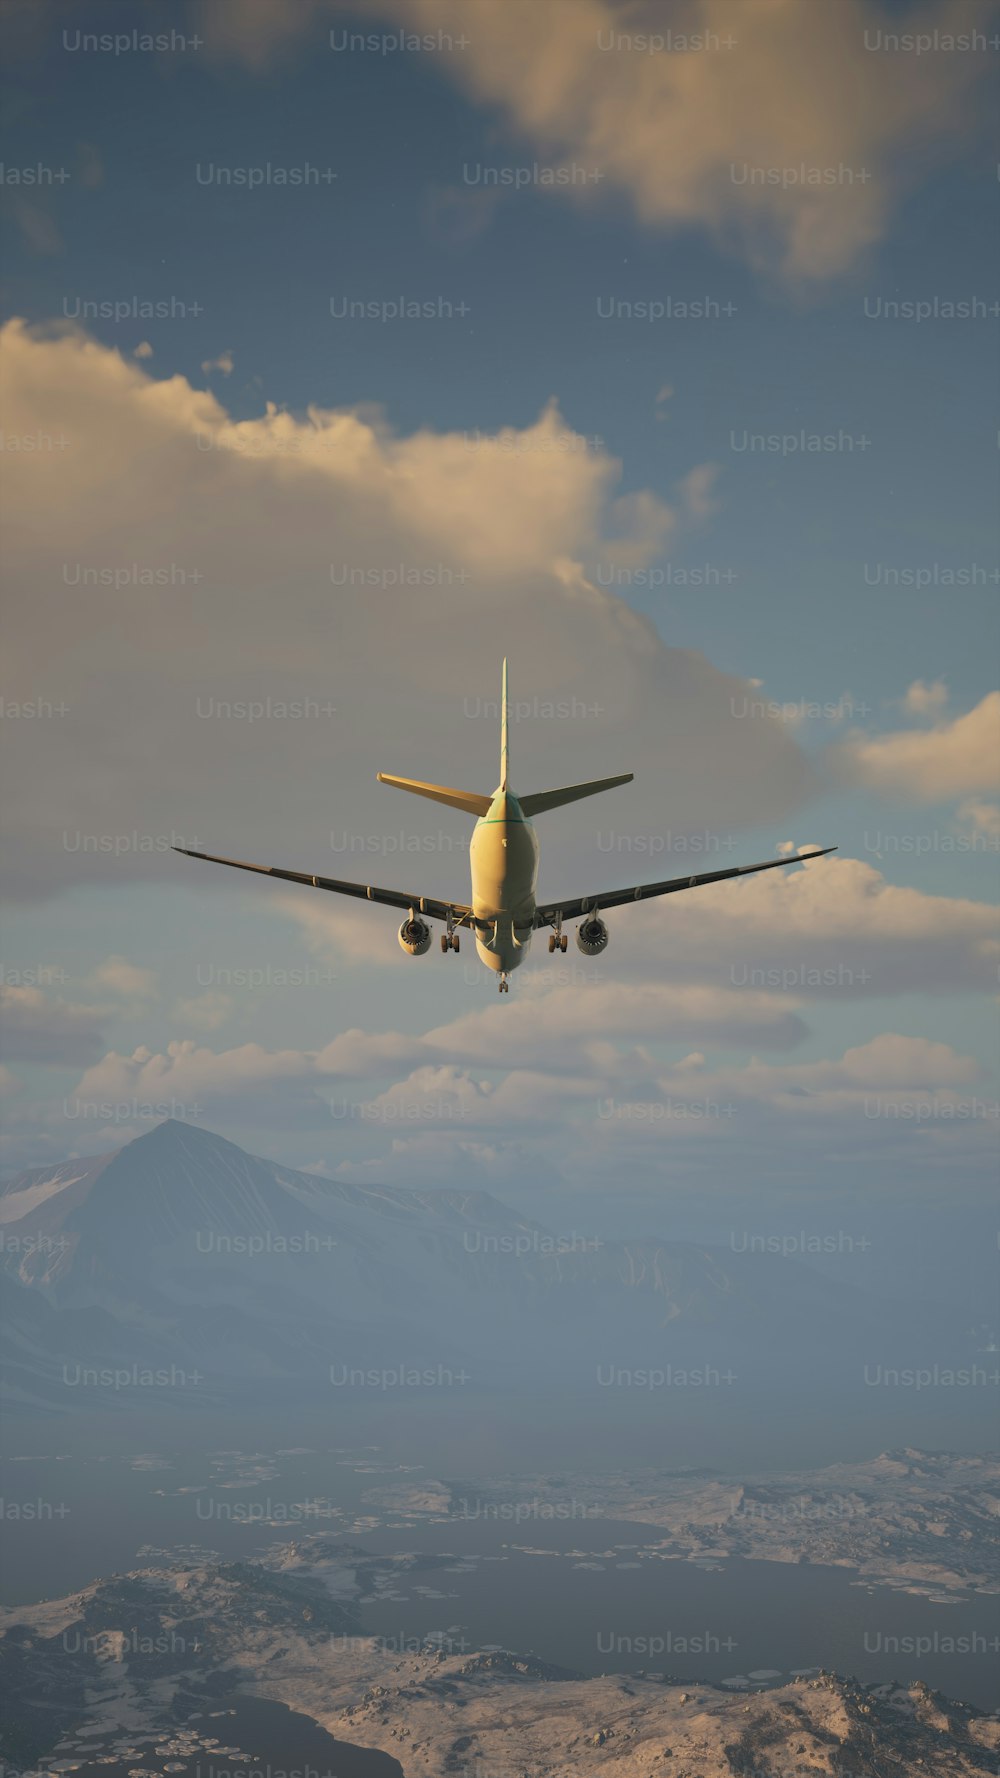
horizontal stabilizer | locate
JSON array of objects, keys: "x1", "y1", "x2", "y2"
[
  {"x1": 377, "y1": 773, "x2": 492, "y2": 817},
  {"x1": 519, "y1": 773, "x2": 633, "y2": 817}
]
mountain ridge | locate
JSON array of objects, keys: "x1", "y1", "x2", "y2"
[{"x1": 0, "y1": 1119, "x2": 972, "y2": 1414}]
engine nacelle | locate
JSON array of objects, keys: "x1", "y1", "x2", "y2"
[
  {"x1": 576, "y1": 915, "x2": 609, "y2": 956},
  {"x1": 398, "y1": 915, "x2": 432, "y2": 956}
]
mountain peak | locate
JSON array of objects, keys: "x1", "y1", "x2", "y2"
[
  {"x1": 121, "y1": 1116, "x2": 246, "y2": 1155},
  {"x1": 142, "y1": 1116, "x2": 206, "y2": 1135}
]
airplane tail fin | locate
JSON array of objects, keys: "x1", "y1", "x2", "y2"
[
  {"x1": 519, "y1": 773, "x2": 633, "y2": 817},
  {"x1": 500, "y1": 657, "x2": 509, "y2": 791},
  {"x1": 376, "y1": 774, "x2": 492, "y2": 817},
  {"x1": 379, "y1": 662, "x2": 630, "y2": 818},
  {"x1": 377, "y1": 661, "x2": 508, "y2": 817}
]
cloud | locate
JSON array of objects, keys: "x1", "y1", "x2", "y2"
[
  {"x1": 658, "y1": 1032, "x2": 980, "y2": 1101},
  {"x1": 133, "y1": 341, "x2": 154, "y2": 359},
  {"x1": 192, "y1": 843, "x2": 999, "y2": 1015},
  {"x1": 958, "y1": 800, "x2": 1000, "y2": 842},
  {"x1": 201, "y1": 350, "x2": 234, "y2": 376},
  {"x1": 579, "y1": 1034, "x2": 996, "y2": 1170},
  {"x1": 43, "y1": 843, "x2": 993, "y2": 1167},
  {"x1": 197, "y1": 0, "x2": 995, "y2": 282},
  {"x1": 196, "y1": 0, "x2": 329, "y2": 66},
  {"x1": 51, "y1": 975, "x2": 810, "y2": 1138},
  {"x1": 407, "y1": 0, "x2": 993, "y2": 280},
  {"x1": 8, "y1": 0, "x2": 993, "y2": 285},
  {"x1": 272, "y1": 892, "x2": 403, "y2": 968},
  {"x1": 0, "y1": 986, "x2": 107, "y2": 1066},
  {"x1": 412, "y1": 974, "x2": 811, "y2": 1066},
  {"x1": 33, "y1": 843, "x2": 985, "y2": 1177},
  {"x1": 274, "y1": 847, "x2": 998, "y2": 998},
  {"x1": 835, "y1": 691, "x2": 1000, "y2": 801},
  {"x1": 319, "y1": 978, "x2": 811, "y2": 1077},
  {"x1": 4, "y1": 197, "x2": 62, "y2": 255},
  {"x1": 43, "y1": 1024, "x2": 993, "y2": 1190},
  {"x1": 597, "y1": 851, "x2": 998, "y2": 997},
  {"x1": 172, "y1": 992, "x2": 237, "y2": 1030},
  {"x1": 86, "y1": 956, "x2": 158, "y2": 1000},
  {"x1": 902, "y1": 679, "x2": 949, "y2": 720},
  {"x1": 0, "y1": 319, "x2": 817, "y2": 903},
  {"x1": 347, "y1": 1062, "x2": 509, "y2": 1129},
  {"x1": 677, "y1": 463, "x2": 720, "y2": 522},
  {"x1": 67, "y1": 1039, "x2": 324, "y2": 1128}
]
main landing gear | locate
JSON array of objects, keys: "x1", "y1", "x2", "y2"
[
  {"x1": 440, "y1": 932, "x2": 460, "y2": 952},
  {"x1": 547, "y1": 927, "x2": 568, "y2": 953},
  {"x1": 498, "y1": 973, "x2": 510, "y2": 993}
]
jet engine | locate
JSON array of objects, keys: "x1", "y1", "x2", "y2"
[
  {"x1": 398, "y1": 915, "x2": 432, "y2": 956},
  {"x1": 576, "y1": 915, "x2": 609, "y2": 956}
]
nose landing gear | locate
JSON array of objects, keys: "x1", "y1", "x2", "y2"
[{"x1": 498, "y1": 973, "x2": 510, "y2": 993}]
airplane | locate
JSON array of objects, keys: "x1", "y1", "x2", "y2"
[{"x1": 174, "y1": 660, "x2": 836, "y2": 993}]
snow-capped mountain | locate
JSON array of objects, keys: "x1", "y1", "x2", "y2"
[{"x1": 0, "y1": 1120, "x2": 959, "y2": 1412}]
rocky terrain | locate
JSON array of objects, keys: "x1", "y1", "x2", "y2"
[
  {"x1": 1, "y1": 1532, "x2": 997, "y2": 1778},
  {"x1": 363, "y1": 1446, "x2": 1000, "y2": 1600},
  {"x1": 328, "y1": 1657, "x2": 1000, "y2": 1777}
]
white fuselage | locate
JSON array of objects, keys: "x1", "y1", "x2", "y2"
[{"x1": 469, "y1": 790, "x2": 539, "y2": 973}]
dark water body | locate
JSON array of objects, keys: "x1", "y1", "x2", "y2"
[
  {"x1": 3, "y1": 1448, "x2": 997, "y2": 1714},
  {"x1": 60, "y1": 1694, "x2": 403, "y2": 1778},
  {"x1": 354, "y1": 1520, "x2": 1000, "y2": 1712},
  {"x1": 0, "y1": 1446, "x2": 385, "y2": 1603}
]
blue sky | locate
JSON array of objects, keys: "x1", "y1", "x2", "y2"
[{"x1": 1, "y1": 0, "x2": 997, "y2": 1260}]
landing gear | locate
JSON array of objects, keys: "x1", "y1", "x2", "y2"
[
  {"x1": 498, "y1": 973, "x2": 510, "y2": 994},
  {"x1": 441, "y1": 920, "x2": 460, "y2": 953},
  {"x1": 548, "y1": 923, "x2": 569, "y2": 954}
]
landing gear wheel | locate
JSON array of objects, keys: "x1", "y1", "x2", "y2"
[
  {"x1": 450, "y1": 934, "x2": 460, "y2": 951},
  {"x1": 440, "y1": 934, "x2": 450, "y2": 953},
  {"x1": 548, "y1": 935, "x2": 557, "y2": 953},
  {"x1": 559, "y1": 933, "x2": 568, "y2": 952},
  {"x1": 499, "y1": 975, "x2": 509, "y2": 993}
]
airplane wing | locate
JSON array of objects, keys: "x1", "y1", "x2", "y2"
[
  {"x1": 535, "y1": 847, "x2": 837, "y2": 925},
  {"x1": 172, "y1": 847, "x2": 471, "y2": 922}
]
